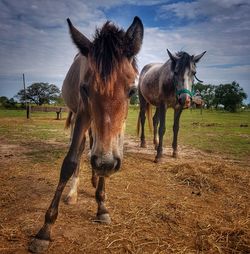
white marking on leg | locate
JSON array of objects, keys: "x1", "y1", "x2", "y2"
[
  {"x1": 66, "y1": 175, "x2": 79, "y2": 204},
  {"x1": 69, "y1": 176, "x2": 79, "y2": 197}
]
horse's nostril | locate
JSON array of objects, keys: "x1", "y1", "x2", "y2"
[
  {"x1": 91, "y1": 155, "x2": 98, "y2": 169},
  {"x1": 114, "y1": 157, "x2": 121, "y2": 170},
  {"x1": 91, "y1": 155, "x2": 121, "y2": 175}
]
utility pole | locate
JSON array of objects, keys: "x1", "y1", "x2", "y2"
[
  {"x1": 23, "y1": 73, "x2": 30, "y2": 119},
  {"x1": 23, "y1": 73, "x2": 27, "y2": 108}
]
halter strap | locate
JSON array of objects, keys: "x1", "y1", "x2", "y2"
[
  {"x1": 194, "y1": 74, "x2": 203, "y2": 83},
  {"x1": 176, "y1": 88, "x2": 194, "y2": 97},
  {"x1": 173, "y1": 78, "x2": 194, "y2": 97}
]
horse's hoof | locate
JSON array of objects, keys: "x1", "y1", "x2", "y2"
[
  {"x1": 140, "y1": 142, "x2": 146, "y2": 148},
  {"x1": 65, "y1": 194, "x2": 77, "y2": 205},
  {"x1": 153, "y1": 141, "x2": 158, "y2": 150},
  {"x1": 95, "y1": 213, "x2": 111, "y2": 224},
  {"x1": 29, "y1": 238, "x2": 50, "y2": 253},
  {"x1": 172, "y1": 152, "x2": 178, "y2": 158},
  {"x1": 154, "y1": 157, "x2": 162, "y2": 163}
]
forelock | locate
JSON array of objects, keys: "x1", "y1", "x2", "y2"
[
  {"x1": 89, "y1": 22, "x2": 137, "y2": 95},
  {"x1": 175, "y1": 51, "x2": 192, "y2": 75},
  {"x1": 90, "y1": 22, "x2": 125, "y2": 81}
]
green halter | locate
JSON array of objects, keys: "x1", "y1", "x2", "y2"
[
  {"x1": 176, "y1": 88, "x2": 194, "y2": 97},
  {"x1": 175, "y1": 73, "x2": 203, "y2": 97},
  {"x1": 173, "y1": 77, "x2": 194, "y2": 97}
]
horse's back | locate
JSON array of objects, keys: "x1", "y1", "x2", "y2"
[
  {"x1": 62, "y1": 54, "x2": 88, "y2": 113},
  {"x1": 139, "y1": 63, "x2": 163, "y2": 106},
  {"x1": 139, "y1": 63, "x2": 162, "y2": 81}
]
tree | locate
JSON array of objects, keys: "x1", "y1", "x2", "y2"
[
  {"x1": 0, "y1": 96, "x2": 9, "y2": 105},
  {"x1": 16, "y1": 82, "x2": 60, "y2": 105},
  {"x1": 0, "y1": 97, "x2": 17, "y2": 108},
  {"x1": 214, "y1": 81, "x2": 247, "y2": 112},
  {"x1": 53, "y1": 93, "x2": 65, "y2": 106},
  {"x1": 192, "y1": 83, "x2": 216, "y2": 109}
]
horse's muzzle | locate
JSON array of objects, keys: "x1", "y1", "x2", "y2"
[
  {"x1": 178, "y1": 94, "x2": 191, "y2": 109},
  {"x1": 90, "y1": 155, "x2": 121, "y2": 177}
]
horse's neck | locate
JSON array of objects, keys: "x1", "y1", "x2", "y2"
[
  {"x1": 159, "y1": 60, "x2": 172, "y2": 77},
  {"x1": 159, "y1": 60, "x2": 175, "y2": 96},
  {"x1": 160, "y1": 61, "x2": 174, "y2": 83}
]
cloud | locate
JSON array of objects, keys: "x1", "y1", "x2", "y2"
[
  {"x1": 136, "y1": 0, "x2": 250, "y2": 99},
  {"x1": 0, "y1": 0, "x2": 107, "y2": 80},
  {"x1": 0, "y1": 0, "x2": 249, "y2": 101},
  {"x1": 159, "y1": 0, "x2": 250, "y2": 21}
]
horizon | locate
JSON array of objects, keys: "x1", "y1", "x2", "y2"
[{"x1": 0, "y1": 0, "x2": 249, "y2": 102}]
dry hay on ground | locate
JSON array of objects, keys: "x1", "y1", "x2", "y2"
[{"x1": 0, "y1": 137, "x2": 249, "y2": 253}]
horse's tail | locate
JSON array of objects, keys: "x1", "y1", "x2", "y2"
[
  {"x1": 137, "y1": 103, "x2": 153, "y2": 136},
  {"x1": 146, "y1": 104, "x2": 153, "y2": 133},
  {"x1": 65, "y1": 110, "x2": 73, "y2": 129},
  {"x1": 137, "y1": 110, "x2": 141, "y2": 136}
]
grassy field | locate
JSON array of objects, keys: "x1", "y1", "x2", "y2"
[
  {"x1": 0, "y1": 109, "x2": 69, "y2": 164},
  {"x1": 128, "y1": 106, "x2": 250, "y2": 160},
  {"x1": 1, "y1": 107, "x2": 250, "y2": 160}
]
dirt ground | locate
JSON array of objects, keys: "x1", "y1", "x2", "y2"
[{"x1": 0, "y1": 136, "x2": 249, "y2": 253}]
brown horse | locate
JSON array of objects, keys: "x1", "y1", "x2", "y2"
[
  {"x1": 29, "y1": 17, "x2": 143, "y2": 253},
  {"x1": 137, "y1": 50, "x2": 205, "y2": 163}
]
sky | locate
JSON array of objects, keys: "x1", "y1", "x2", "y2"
[{"x1": 0, "y1": 0, "x2": 250, "y2": 102}]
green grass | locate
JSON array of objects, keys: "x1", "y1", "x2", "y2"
[
  {"x1": 0, "y1": 109, "x2": 27, "y2": 117},
  {"x1": 0, "y1": 110, "x2": 69, "y2": 164},
  {"x1": 1, "y1": 108, "x2": 250, "y2": 161},
  {"x1": 127, "y1": 106, "x2": 250, "y2": 159}
]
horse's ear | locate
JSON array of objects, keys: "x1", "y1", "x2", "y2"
[
  {"x1": 193, "y1": 51, "x2": 206, "y2": 63},
  {"x1": 125, "y1": 16, "x2": 144, "y2": 58},
  {"x1": 167, "y1": 49, "x2": 179, "y2": 63},
  {"x1": 67, "y1": 18, "x2": 92, "y2": 57}
]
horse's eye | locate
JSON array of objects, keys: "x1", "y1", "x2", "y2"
[
  {"x1": 80, "y1": 84, "x2": 89, "y2": 98},
  {"x1": 128, "y1": 86, "x2": 137, "y2": 98}
]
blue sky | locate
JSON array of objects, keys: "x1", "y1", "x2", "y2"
[{"x1": 0, "y1": 0, "x2": 250, "y2": 102}]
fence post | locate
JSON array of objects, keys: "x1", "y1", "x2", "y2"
[
  {"x1": 27, "y1": 103, "x2": 31, "y2": 119},
  {"x1": 56, "y1": 108, "x2": 62, "y2": 120}
]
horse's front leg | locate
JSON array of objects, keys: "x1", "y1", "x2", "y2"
[
  {"x1": 153, "y1": 107, "x2": 159, "y2": 150},
  {"x1": 91, "y1": 169, "x2": 98, "y2": 188},
  {"x1": 88, "y1": 128, "x2": 98, "y2": 188},
  {"x1": 172, "y1": 107, "x2": 183, "y2": 158},
  {"x1": 139, "y1": 107, "x2": 147, "y2": 148},
  {"x1": 95, "y1": 177, "x2": 111, "y2": 224},
  {"x1": 155, "y1": 104, "x2": 166, "y2": 163},
  {"x1": 138, "y1": 91, "x2": 147, "y2": 148},
  {"x1": 65, "y1": 135, "x2": 86, "y2": 205},
  {"x1": 29, "y1": 112, "x2": 90, "y2": 253}
]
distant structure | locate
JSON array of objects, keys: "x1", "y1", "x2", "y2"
[{"x1": 192, "y1": 90, "x2": 204, "y2": 108}]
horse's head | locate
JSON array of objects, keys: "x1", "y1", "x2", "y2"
[
  {"x1": 68, "y1": 17, "x2": 143, "y2": 177},
  {"x1": 167, "y1": 50, "x2": 206, "y2": 108}
]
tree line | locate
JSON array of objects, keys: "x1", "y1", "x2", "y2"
[
  {"x1": 192, "y1": 81, "x2": 247, "y2": 112},
  {"x1": 0, "y1": 83, "x2": 63, "y2": 108},
  {"x1": 0, "y1": 81, "x2": 248, "y2": 112}
]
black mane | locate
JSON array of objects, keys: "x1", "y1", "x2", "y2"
[
  {"x1": 175, "y1": 51, "x2": 192, "y2": 75},
  {"x1": 91, "y1": 22, "x2": 126, "y2": 82}
]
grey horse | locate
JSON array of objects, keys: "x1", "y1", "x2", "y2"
[{"x1": 137, "y1": 50, "x2": 206, "y2": 162}]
